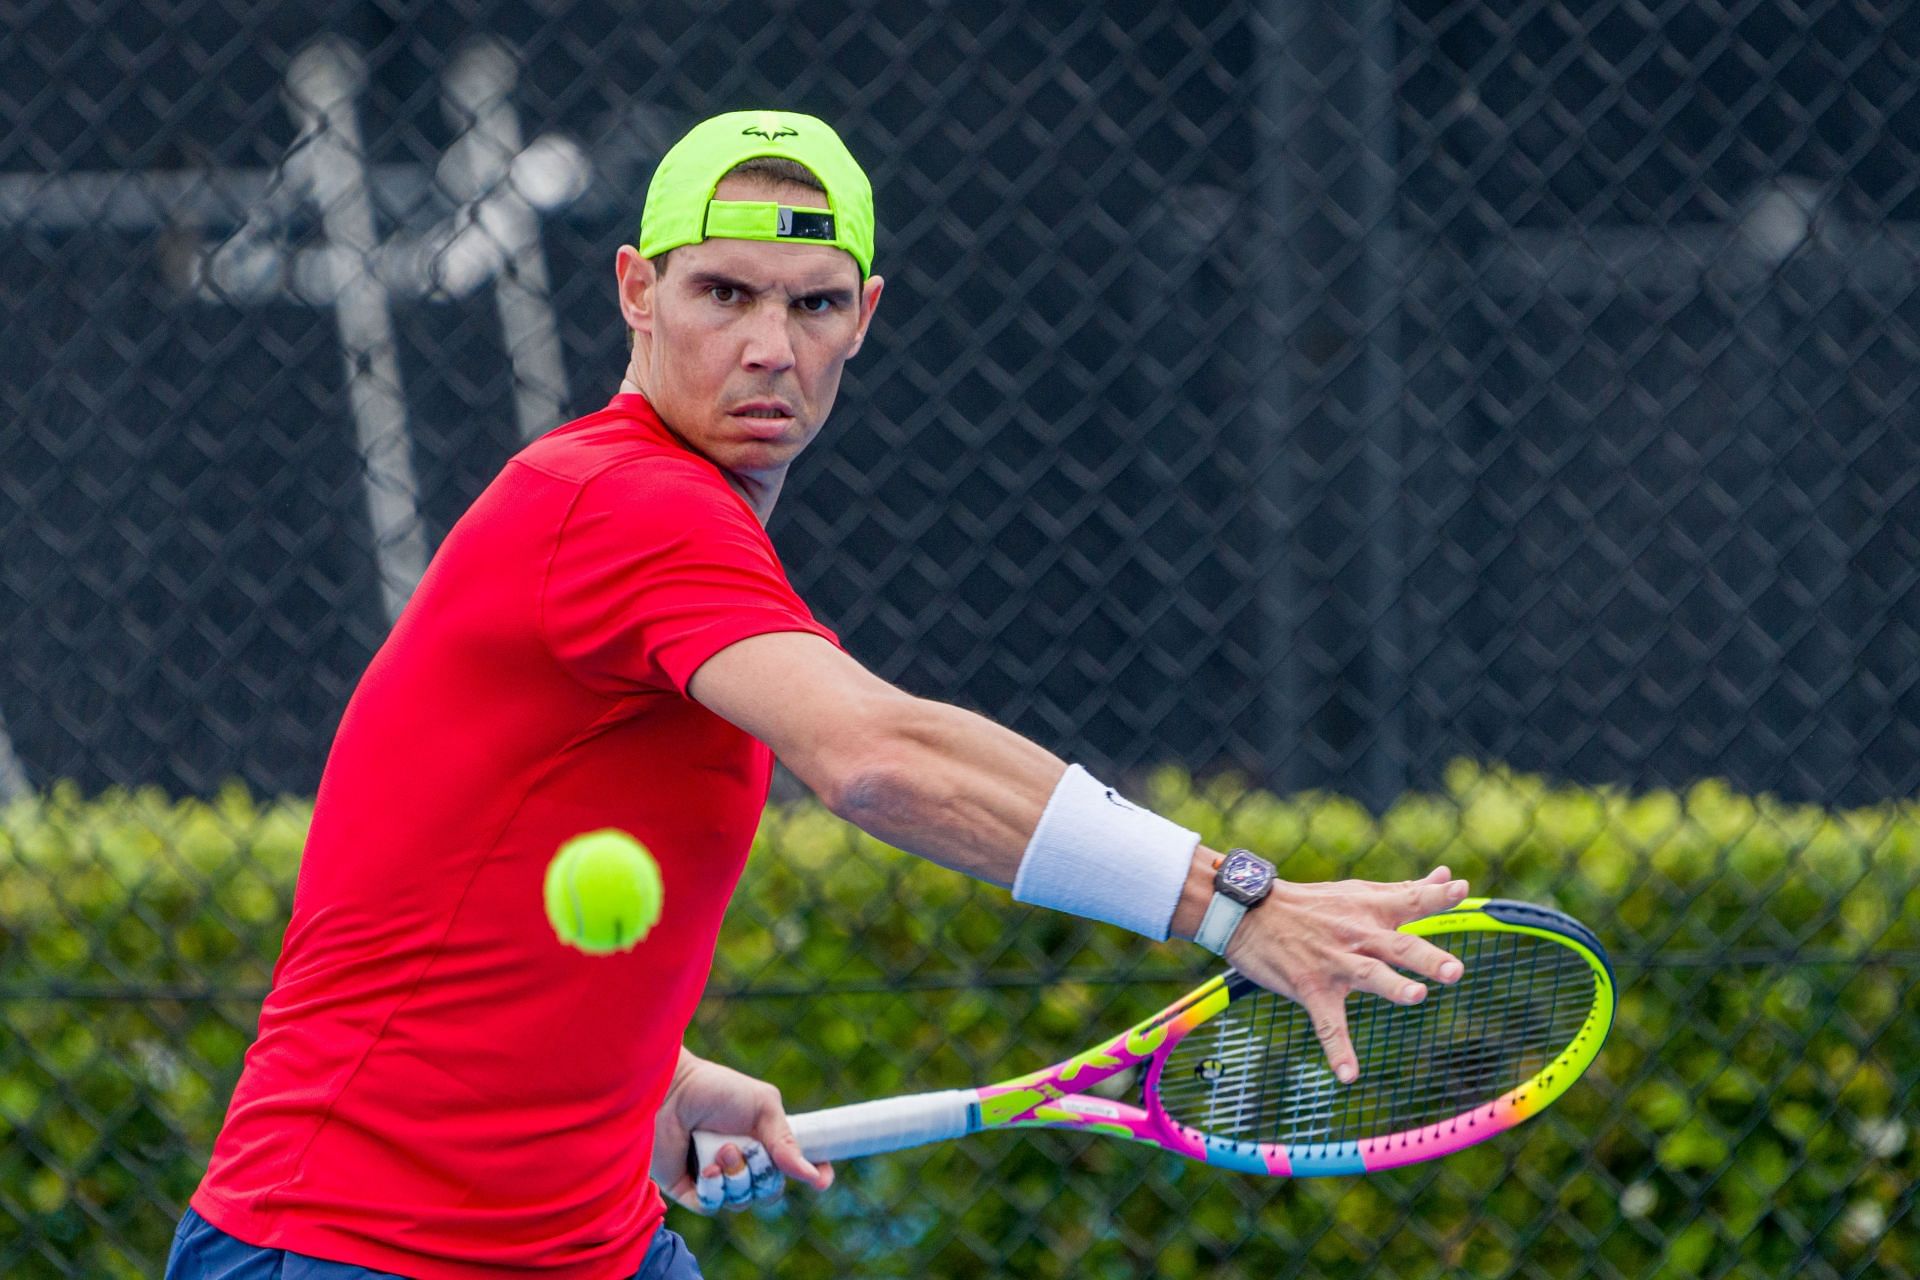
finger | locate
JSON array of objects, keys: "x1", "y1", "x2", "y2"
[
  {"x1": 1347, "y1": 956, "x2": 1429, "y2": 1007},
  {"x1": 1306, "y1": 992, "x2": 1359, "y2": 1083},
  {"x1": 720, "y1": 1142, "x2": 757, "y2": 1210},
  {"x1": 744, "y1": 1141, "x2": 786, "y2": 1204},
  {"x1": 692, "y1": 1140, "x2": 750, "y2": 1212},
  {"x1": 762, "y1": 1127, "x2": 831, "y2": 1190},
  {"x1": 1377, "y1": 930, "x2": 1465, "y2": 985},
  {"x1": 1402, "y1": 875, "x2": 1470, "y2": 921},
  {"x1": 693, "y1": 1165, "x2": 725, "y2": 1213}
]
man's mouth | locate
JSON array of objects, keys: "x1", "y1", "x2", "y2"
[
  {"x1": 730, "y1": 402, "x2": 794, "y2": 419},
  {"x1": 727, "y1": 402, "x2": 797, "y2": 439}
]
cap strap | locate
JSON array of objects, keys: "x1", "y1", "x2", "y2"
[{"x1": 703, "y1": 200, "x2": 838, "y2": 244}]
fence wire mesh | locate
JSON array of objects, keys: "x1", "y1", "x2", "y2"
[{"x1": 1, "y1": 0, "x2": 1917, "y2": 1276}]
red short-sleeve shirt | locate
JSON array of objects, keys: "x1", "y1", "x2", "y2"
[{"x1": 191, "y1": 394, "x2": 837, "y2": 1279}]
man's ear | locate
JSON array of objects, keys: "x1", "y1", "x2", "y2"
[
  {"x1": 847, "y1": 273, "x2": 885, "y2": 359},
  {"x1": 615, "y1": 245, "x2": 658, "y2": 339}
]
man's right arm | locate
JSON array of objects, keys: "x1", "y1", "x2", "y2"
[{"x1": 688, "y1": 630, "x2": 1466, "y2": 1081}]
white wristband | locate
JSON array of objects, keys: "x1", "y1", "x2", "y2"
[{"x1": 1011, "y1": 765, "x2": 1199, "y2": 940}]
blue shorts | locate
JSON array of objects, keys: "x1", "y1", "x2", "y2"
[{"x1": 165, "y1": 1206, "x2": 704, "y2": 1279}]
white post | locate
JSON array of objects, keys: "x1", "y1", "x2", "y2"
[
  {"x1": 0, "y1": 708, "x2": 28, "y2": 801},
  {"x1": 285, "y1": 39, "x2": 430, "y2": 623},
  {"x1": 440, "y1": 40, "x2": 571, "y2": 441}
]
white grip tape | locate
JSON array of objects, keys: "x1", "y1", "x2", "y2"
[{"x1": 690, "y1": 1089, "x2": 978, "y2": 1169}]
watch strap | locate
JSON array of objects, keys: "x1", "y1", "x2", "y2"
[{"x1": 1195, "y1": 890, "x2": 1248, "y2": 956}]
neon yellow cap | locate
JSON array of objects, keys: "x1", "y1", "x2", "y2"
[{"x1": 638, "y1": 110, "x2": 875, "y2": 277}]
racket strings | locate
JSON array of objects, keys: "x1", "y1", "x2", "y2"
[{"x1": 1153, "y1": 932, "x2": 1595, "y2": 1146}]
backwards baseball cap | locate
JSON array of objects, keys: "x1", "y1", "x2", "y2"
[{"x1": 638, "y1": 109, "x2": 875, "y2": 278}]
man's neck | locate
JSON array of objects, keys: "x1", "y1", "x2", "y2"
[
  {"x1": 617, "y1": 376, "x2": 781, "y2": 525},
  {"x1": 726, "y1": 472, "x2": 782, "y2": 526}
]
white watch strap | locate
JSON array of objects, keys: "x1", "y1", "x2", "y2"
[{"x1": 1195, "y1": 891, "x2": 1248, "y2": 955}]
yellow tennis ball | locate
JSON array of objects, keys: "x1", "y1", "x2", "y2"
[{"x1": 544, "y1": 829, "x2": 663, "y2": 955}]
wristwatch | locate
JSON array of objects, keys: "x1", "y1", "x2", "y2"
[{"x1": 1194, "y1": 848, "x2": 1276, "y2": 955}]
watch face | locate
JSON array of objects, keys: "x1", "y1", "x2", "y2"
[{"x1": 1217, "y1": 849, "x2": 1274, "y2": 905}]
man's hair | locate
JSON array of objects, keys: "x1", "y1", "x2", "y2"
[{"x1": 648, "y1": 157, "x2": 826, "y2": 280}]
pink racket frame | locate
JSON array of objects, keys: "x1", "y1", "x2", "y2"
[{"x1": 974, "y1": 900, "x2": 1614, "y2": 1176}]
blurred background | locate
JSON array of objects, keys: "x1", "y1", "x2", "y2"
[{"x1": 1, "y1": 0, "x2": 1915, "y2": 1276}]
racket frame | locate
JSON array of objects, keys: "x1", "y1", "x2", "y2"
[{"x1": 710, "y1": 897, "x2": 1615, "y2": 1177}]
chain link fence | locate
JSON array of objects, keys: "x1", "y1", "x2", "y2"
[{"x1": 2, "y1": 0, "x2": 1917, "y2": 1276}]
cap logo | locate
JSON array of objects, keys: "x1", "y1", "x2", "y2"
[
  {"x1": 742, "y1": 116, "x2": 798, "y2": 142},
  {"x1": 777, "y1": 208, "x2": 836, "y2": 241}
]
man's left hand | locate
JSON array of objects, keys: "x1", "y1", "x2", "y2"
[{"x1": 652, "y1": 1048, "x2": 833, "y2": 1214}]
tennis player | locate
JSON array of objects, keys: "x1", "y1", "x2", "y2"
[{"x1": 169, "y1": 110, "x2": 1469, "y2": 1279}]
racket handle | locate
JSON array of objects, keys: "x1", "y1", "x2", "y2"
[{"x1": 689, "y1": 1088, "x2": 978, "y2": 1168}]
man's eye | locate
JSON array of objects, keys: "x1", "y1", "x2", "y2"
[
  {"x1": 795, "y1": 296, "x2": 834, "y2": 314},
  {"x1": 709, "y1": 286, "x2": 739, "y2": 303}
]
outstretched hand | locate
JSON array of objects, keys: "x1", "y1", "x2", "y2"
[
  {"x1": 1224, "y1": 865, "x2": 1470, "y2": 1082},
  {"x1": 652, "y1": 1049, "x2": 833, "y2": 1214}
]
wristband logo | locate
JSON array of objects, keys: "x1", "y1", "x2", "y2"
[{"x1": 1104, "y1": 787, "x2": 1142, "y2": 812}]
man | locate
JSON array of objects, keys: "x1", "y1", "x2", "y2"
[{"x1": 170, "y1": 110, "x2": 1469, "y2": 1280}]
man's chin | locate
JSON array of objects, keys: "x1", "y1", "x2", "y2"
[
  {"x1": 727, "y1": 413, "x2": 800, "y2": 443},
  {"x1": 711, "y1": 438, "x2": 804, "y2": 477},
  {"x1": 732, "y1": 419, "x2": 816, "y2": 456}
]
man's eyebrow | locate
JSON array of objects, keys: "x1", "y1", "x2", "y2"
[
  {"x1": 684, "y1": 270, "x2": 756, "y2": 293},
  {"x1": 683, "y1": 269, "x2": 855, "y2": 303},
  {"x1": 793, "y1": 283, "x2": 857, "y2": 304}
]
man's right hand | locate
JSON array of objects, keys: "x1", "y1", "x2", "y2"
[
  {"x1": 652, "y1": 1048, "x2": 833, "y2": 1215},
  {"x1": 1219, "y1": 865, "x2": 1470, "y2": 1083}
]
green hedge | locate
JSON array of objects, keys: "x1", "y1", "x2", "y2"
[{"x1": 1, "y1": 765, "x2": 1915, "y2": 1278}]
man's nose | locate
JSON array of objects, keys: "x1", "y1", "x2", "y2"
[{"x1": 741, "y1": 301, "x2": 796, "y2": 372}]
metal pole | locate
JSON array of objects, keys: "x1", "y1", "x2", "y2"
[
  {"x1": 1353, "y1": 0, "x2": 1409, "y2": 808},
  {"x1": 1253, "y1": 0, "x2": 1306, "y2": 797},
  {"x1": 1257, "y1": 0, "x2": 1407, "y2": 807}
]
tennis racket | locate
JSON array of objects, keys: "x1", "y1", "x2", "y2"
[{"x1": 691, "y1": 898, "x2": 1613, "y2": 1177}]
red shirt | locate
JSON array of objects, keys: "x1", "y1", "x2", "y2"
[{"x1": 193, "y1": 395, "x2": 837, "y2": 1278}]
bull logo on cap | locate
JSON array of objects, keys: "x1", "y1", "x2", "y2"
[{"x1": 742, "y1": 113, "x2": 798, "y2": 142}]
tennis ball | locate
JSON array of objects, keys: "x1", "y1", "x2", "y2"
[{"x1": 544, "y1": 829, "x2": 663, "y2": 955}]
